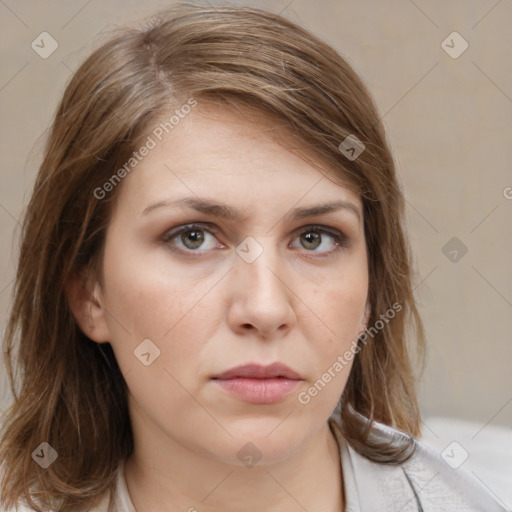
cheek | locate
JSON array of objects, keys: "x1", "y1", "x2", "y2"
[
  {"x1": 291, "y1": 245, "x2": 368, "y2": 331},
  {"x1": 101, "y1": 241, "x2": 214, "y2": 336},
  {"x1": 300, "y1": 279, "x2": 367, "y2": 390},
  {"x1": 100, "y1": 251, "x2": 224, "y2": 385},
  {"x1": 299, "y1": 291, "x2": 365, "y2": 413},
  {"x1": 308, "y1": 277, "x2": 368, "y2": 340},
  {"x1": 103, "y1": 294, "x2": 218, "y2": 435}
]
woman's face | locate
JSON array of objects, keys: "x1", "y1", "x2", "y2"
[{"x1": 90, "y1": 104, "x2": 370, "y2": 466}]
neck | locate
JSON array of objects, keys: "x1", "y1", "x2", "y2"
[{"x1": 123, "y1": 418, "x2": 344, "y2": 512}]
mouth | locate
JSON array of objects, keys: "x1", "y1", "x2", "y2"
[
  {"x1": 211, "y1": 362, "x2": 304, "y2": 404},
  {"x1": 211, "y1": 362, "x2": 303, "y2": 380}
]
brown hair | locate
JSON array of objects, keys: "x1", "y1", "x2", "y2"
[{"x1": 0, "y1": 3, "x2": 425, "y2": 511}]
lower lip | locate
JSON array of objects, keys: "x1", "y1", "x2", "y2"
[{"x1": 212, "y1": 377, "x2": 302, "y2": 404}]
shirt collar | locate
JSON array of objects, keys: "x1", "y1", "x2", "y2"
[
  {"x1": 328, "y1": 414, "x2": 420, "y2": 512},
  {"x1": 114, "y1": 416, "x2": 419, "y2": 512}
]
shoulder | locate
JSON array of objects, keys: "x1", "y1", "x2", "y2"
[
  {"x1": 0, "y1": 470, "x2": 113, "y2": 512},
  {"x1": 0, "y1": 493, "x2": 112, "y2": 512},
  {"x1": 0, "y1": 504, "x2": 31, "y2": 512},
  {"x1": 401, "y1": 436, "x2": 509, "y2": 511},
  {"x1": 0, "y1": 496, "x2": 40, "y2": 512},
  {"x1": 330, "y1": 416, "x2": 511, "y2": 512},
  {"x1": 0, "y1": 457, "x2": 124, "y2": 512}
]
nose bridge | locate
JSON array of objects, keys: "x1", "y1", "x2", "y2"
[
  {"x1": 238, "y1": 238, "x2": 287, "y2": 301},
  {"x1": 229, "y1": 236, "x2": 295, "y2": 335}
]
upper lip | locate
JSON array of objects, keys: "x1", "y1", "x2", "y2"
[{"x1": 212, "y1": 362, "x2": 303, "y2": 380}]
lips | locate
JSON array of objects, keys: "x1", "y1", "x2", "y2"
[
  {"x1": 211, "y1": 362, "x2": 304, "y2": 404},
  {"x1": 211, "y1": 362, "x2": 303, "y2": 381}
]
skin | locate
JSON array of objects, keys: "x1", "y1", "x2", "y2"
[{"x1": 68, "y1": 104, "x2": 370, "y2": 512}]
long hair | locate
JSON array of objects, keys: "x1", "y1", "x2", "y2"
[{"x1": 0, "y1": 4, "x2": 425, "y2": 510}]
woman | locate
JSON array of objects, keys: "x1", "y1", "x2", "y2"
[{"x1": 0, "y1": 4, "x2": 508, "y2": 512}]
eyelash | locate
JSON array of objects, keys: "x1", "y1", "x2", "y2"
[{"x1": 161, "y1": 222, "x2": 349, "y2": 258}]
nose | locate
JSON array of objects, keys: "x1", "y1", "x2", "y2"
[{"x1": 226, "y1": 242, "x2": 296, "y2": 339}]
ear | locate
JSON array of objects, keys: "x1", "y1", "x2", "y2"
[
  {"x1": 361, "y1": 301, "x2": 371, "y2": 328},
  {"x1": 65, "y1": 267, "x2": 111, "y2": 343}
]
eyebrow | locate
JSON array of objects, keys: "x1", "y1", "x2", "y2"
[{"x1": 142, "y1": 197, "x2": 361, "y2": 224}]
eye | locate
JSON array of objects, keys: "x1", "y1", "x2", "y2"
[
  {"x1": 290, "y1": 226, "x2": 347, "y2": 255},
  {"x1": 161, "y1": 223, "x2": 348, "y2": 257},
  {"x1": 162, "y1": 223, "x2": 221, "y2": 253}
]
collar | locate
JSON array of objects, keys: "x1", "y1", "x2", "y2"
[{"x1": 328, "y1": 415, "x2": 421, "y2": 512}]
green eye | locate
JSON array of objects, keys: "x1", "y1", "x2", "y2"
[
  {"x1": 300, "y1": 231, "x2": 322, "y2": 250},
  {"x1": 163, "y1": 224, "x2": 220, "y2": 253},
  {"x1": 180, "y1": 229, "x2": 206, "y2": 250},
  {"x1": 292, "y1": 227, "x2": 347, "y2": 254},
  {"x1": 162, "y1": 223, "x2": 348, "y2": 258}
]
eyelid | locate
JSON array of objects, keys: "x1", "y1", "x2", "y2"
[{"x1": 161, "y1": 221, "x2": 220, "y2": 241}]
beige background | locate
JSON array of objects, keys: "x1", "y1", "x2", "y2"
[{"x1": 1, "y1": 0, "x2": 511, "y2": 438}]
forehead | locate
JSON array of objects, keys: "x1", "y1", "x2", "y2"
[{"x1": 114, "y1": 103, "x2": 362, "y2": 215}]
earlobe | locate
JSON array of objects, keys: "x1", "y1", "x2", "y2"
[{"x1": 65, "y1": 267, "x2": 111, "y2": 343}]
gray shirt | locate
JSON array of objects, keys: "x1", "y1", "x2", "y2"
[
  {"x1": 5, "y1": 414, "x2": 510, "y2": 511},
  {"x1": 110, "y1": 414, "x2": 509, "y2": 512}
]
